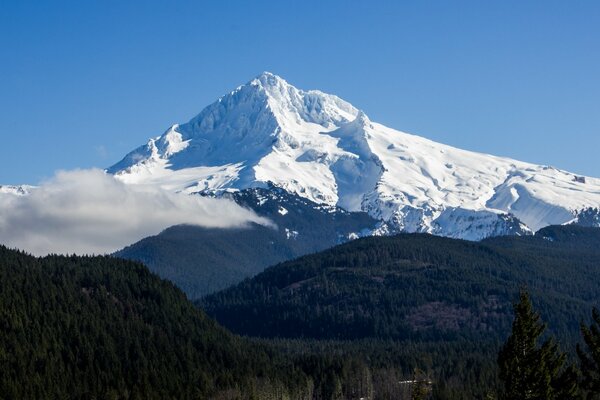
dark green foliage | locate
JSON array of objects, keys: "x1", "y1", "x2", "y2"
[
  {"x1": 202, "y1": 227, "x2": 600, "y2": 344},
  {"x1": 0, "y1": 245, "x2": 313, "y2": 399},
  {"x1": 202, "y1": 234, "x2": 513, "y2": 340},
  {"x1": 578, "y1": 309, "x2": 600, "y2": 398},
  {"x1": 498, "y1": 291, "x2": 549, "y2": 398},
  {"x1": 200, "y1": 226, "x2": 600, "y2": 398},
  {"x1": 4, "y1": 224, "x2": 600, "y2": 399},
  {"x1": 0, "y1": 244, "x2": 441, "y2": 400},
  {"x1": 260, "y1": 338, "x2": 498, "y2": 399},
  {"x1": 497, "y1": 291, "x2": 579, "y2": 399}
]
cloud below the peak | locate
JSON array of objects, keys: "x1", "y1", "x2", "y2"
[{"x1": 0, "y1": 169, "x2": 272, "y2": 256}]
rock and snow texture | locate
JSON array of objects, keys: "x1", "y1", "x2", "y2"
[
  {"x1": 108, "y1": 72, "x2": 600, "y2": 239},
  {"x1": 0, "y1": 185, "x2": 33, "y2": 196}
]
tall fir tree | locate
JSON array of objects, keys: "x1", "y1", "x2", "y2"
[
  {"x1": 578, "y1": 308, "x2": 600, "y2": 399},
  {"x1": 498, "y1": 290, "x2": 579, "y2": 400}
]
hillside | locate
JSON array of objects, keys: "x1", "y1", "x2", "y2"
[
  {"x1": 5, "y1": 229, "x2": 599, "y2": 399},
  {"x1": 115, "y1": 187, "x2": 377, "y2": 298},
  {"x1": 201, "y1": 225, "x2": 600, "y2": 344},
  {"x1": 6, "y1": 244, "x2": 462, "y2": 399},
  {"x1": 0, "y1": 245, "x2": 315, "y2": 399}
]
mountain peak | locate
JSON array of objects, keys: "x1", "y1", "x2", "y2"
[
  {"x1": 252, "y1": 71, "x2": 288, "y2": 88},
  {"x1": 108, "y1": 72, "x2": 359, "y2": 181},
  {"x1": 237, "y1": 72, "x2": 359, "y2": 129}
]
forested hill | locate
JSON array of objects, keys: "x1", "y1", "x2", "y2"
[
  {"x1": 115, "y1": 188, "x2": 378, "y2": 299},
  {"x1": 201, "y1": 225, "x2": 600, "y2": 344},
  {"x1": 0, "y1": 245, "x2": 484, "y2": 400},
  {"x1": 0, "y1": 245, "x2": 313, "y2": 399},
  {"x1": 4, "y1": 226, "x2": 600, "y2": 399}
]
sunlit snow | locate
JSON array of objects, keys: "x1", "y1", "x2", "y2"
[{"x1": 107, "y1": 72, "x2": 600, "y2": 238}]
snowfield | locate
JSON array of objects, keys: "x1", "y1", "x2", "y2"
[
  {"x1": 108, "y1": 72, "x2": 600, "y2": 240},
  {"x1": 0, "y1": 185, "x2": 33, "y2": 196}
]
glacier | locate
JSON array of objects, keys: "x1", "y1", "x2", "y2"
[{"x1": 107, "y1": 72, "x2": 600, "y2": 240}]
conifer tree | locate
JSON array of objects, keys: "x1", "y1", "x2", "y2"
[
  {"x1": 498, "y1": 290, "x2": 579, "y2": 400},
  {"x1": 578, "y1": 308, "x2": 600, "y2": 399}
]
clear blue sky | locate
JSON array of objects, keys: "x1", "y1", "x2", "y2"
[{"x1": 1, "y1": 0, "x2": 599, "y2": 184}]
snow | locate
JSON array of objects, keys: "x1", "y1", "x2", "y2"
[
  {"x1": 432, "y1": 207, "x2": 532, "y2": 241},
  {"x1": 284, "y1": 228, "x2": 299, "y2": 239},
  {"x1": 107, "y1": 72, "x2": 600, "y2": 239},
  {"x1": 0, "y1": 185, "x2": 34, "y2": 196}
]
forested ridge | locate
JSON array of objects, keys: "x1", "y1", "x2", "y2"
[
  {"x1": 115, "y1": 188, "x2": 377, "y2": 299},
  {"x1": 199, "y1": 225, "x2": 600, "y2": 397},
  {"x1": 202, "y1": 226, "x2": 600, "y2": 344},
  {"x1": 3, "y1": 225, "x2": 600, "y2": 399},
  {"x1": 0, "y1": 246, "x2": 317, "y2": 399},
  {"x1": 0, "y1": 244, "x2": 446, "y2": 399}
]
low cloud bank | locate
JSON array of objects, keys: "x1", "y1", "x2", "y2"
[{"x1": 0, "y1": 169, "x2": 271, "y2": 255}]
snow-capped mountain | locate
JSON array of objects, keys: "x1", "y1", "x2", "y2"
[
  {"x1": 108, "y1": 72, "x2": 600, "y2": 240},
  {"x1": 0, "y1": 185, "x2": 33, "y2": 196}
]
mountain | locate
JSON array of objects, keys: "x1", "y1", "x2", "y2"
[
  {"x1": 197, "y1": 225, "x2": 600, "y2": 398},
  {"x1": 201, "y1": 225, "x2": 600, "y2": 344},
  {"x1": 108, "y1": 72, "x2": 600, "y2": 240},
  {"x1": 115, "y1": 187, "x2": 378, "y2": 299},
  {"x1": 0, "y1": 244, "x2": 493, "y2": 399},
  {"x1": 0, "y1": 184, "x2": 32, "y2": 195}
]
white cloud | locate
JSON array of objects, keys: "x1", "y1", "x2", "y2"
[{"x1": 0, "y1": 169, "x2": 272, "y2": 256}]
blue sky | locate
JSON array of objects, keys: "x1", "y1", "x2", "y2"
[{"x1": 1, "y1": 0, "x2": 599, "y2": 184}]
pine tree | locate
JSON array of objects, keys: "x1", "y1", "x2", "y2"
[
  {"x1": 497, "y1": 290, "x2": 579, "y2": 400},
  {"x1": 577, "y1": 308, "x2": 600, "y2": 399}
]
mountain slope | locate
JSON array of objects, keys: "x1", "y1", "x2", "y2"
[
  {"x1": 115, "y1": 187, "x2": 378, "y2": 298},
  {"x1": 0, "y1": 245, "x2": 321, "y2": 399},
  {"x1": 0, "y1": 185, "x2": 32, "y2": 195},
  {"x1": 108, "y1": 72, "x2": 600, "y2": 239},
  {"x1": 201, "y1": 225, "x2": 600, "y2": 344},
  {"x1": 1, "y1": 244, "x2": 498, "y2": 399}
]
